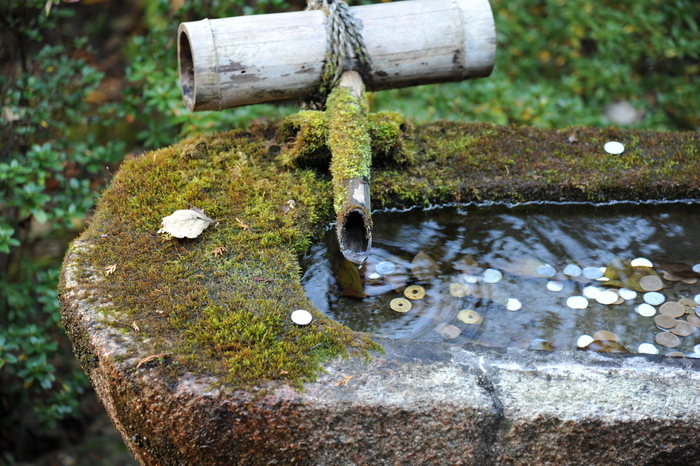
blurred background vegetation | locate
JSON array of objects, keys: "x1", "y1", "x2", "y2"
[{"x1": 0, "y1": 0, "x2": 698, "y2": 463}]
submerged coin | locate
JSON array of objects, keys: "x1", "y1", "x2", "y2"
[
  {"x1": 563, "y1": 264, "x2": 582, "y2": 277},
  {"x1": 291, "y1": 309, "x2": 313, "y2": 326},
  {"x1": 483, "y1": 268, "x2": 503, "y2": 284},
  {"x1": 567, "y1": 296, "x2": 589, "y2": 309},
  {"x1": 654, "y1": 314, "x2": 677, "y2": 329},
  {"x1": 636, "y1": 303, "x2": 656, "y2": 317},
  {"x1": 536, "y1": 264, "x2": 556, "y2": 278},
  {"x1": 618, "y1": 288, "x2": 638, "y2": 300},
  {"x1": 604, "y1": 141, "x2": 625, "y2": 154},
  {"x1": 638, "y1": 343, "x2": 659, "y2": 355},
  {"x1": 643, "y1": 292, "x2": 665, "y2": 306},
  {"x1": 695, "y1": 294, "x2": 700, "y2": 305},
  {"x1": 583, "y1": 286, "x2": 603, "y2": 299},
  {"x1": 666, "y1": 352, "x2": 686, "y2": 358},
  {"x1": 593, "y1": 330, "x2": 619, "y2": 342},
  {"x1": 679, "y1": 298, "x2": 697, "y2": 310},
  {"x1": 687, "y1": 315, "x2": 700, "y2": 328},
  {"x1": 577, "y1": 335, "x2": 594, "y2": 348},
  {"x1": 639, "y1": 275, "x2": 663, "y2": 292},
  {"x1": 435, "y1": 323, "x2": 462, "y2": 340},
  {"x1": 457, "y1": 309, "x2": 483, "y2": 325},
  {"x1": 449, "y1": 283, "x2": 467, "y2": 298},
  {"x1": 630, "y1": 257, "x2": 653, "y2": 268},
  {"x1": 390, "y1": 298, "x2": 412, "y2": 313},
  {"x1": 596, "y1": 290, "x2": 618, "y2": 305},
  {"x1": 659, "y1": 302, "x2": 685, "y2": 318},
  {"x1": 375, "y1": 261, "x2": 396, "y2": 275},
  {"x1": 404, "y1": 285, "x2": 426, "y2": 300},
  {"x1": 655, "y1": 332, "x2": 681, "y2": 348},
  {"x1": 546, "y1": 281, "x2": 564, "y2": 292},
  {"x1": 583, "y1": 267, "x2": 604, "y2": 279},
  {"x1": 367, "y1": 272, "x2": 382, "y2": 280},
  {"x1": 670, "y1": 321, "x2": 694, "y2": 337},
  {"x1": 506, "y1": 298, "x2": 522, "y2": 311},
  {"x1": 693, "y1": 264, "x2": 700, "y2": 274},
  {"x1": 682, "y1": 277, "x2": 699, "y2": 285}
]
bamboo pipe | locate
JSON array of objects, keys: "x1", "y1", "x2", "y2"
[
  {"x1": 178, "y1": 0, "x2": 496, "y2": 111},
  {"x1": 327, "y1": 71, "x2": 372, "y2": 265}
]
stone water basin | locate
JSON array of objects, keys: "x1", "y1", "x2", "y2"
[{"x1": 60, "y1": 120, "x2": 700, "y2": 465}]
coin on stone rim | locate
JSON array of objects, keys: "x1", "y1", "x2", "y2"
[
  {"x1": 390, "y1": 298, "x2": 412, "y2": 313},
  {"x1": 404, "y1": 285, "x2": 426, "y2": 300},
  {"x1": 639, "y1": 275, "x2": 663, "y2": 292},
  {"x1": 655, "y1": 331, "x2": 681, "y2": 348},
  {"x1": 291, "y1": 309, "x2": 313, "y2": 326},
  {"x1": 638, "y1": 343, "x2": 659, "y2": 354},
  {"x1": 659, "y1": 302, "x2": 685, "y2": 318},
  {"x1": 577, "y1": 335, "x2": 594, "y2": 348},
  {"x1": 457, "y1": 309, "x2": 483, "y2": 325},
  {"x1": 654, "y1": 314, "x2": 677, "y2": 330},
  {"x1": 671, "y1": 321, "x2": 695, "y2": 337}
]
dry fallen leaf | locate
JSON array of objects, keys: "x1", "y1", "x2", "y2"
[
  {"x1": 158, "y1": 207, "x2": 212, "y2": 238},
  {"x1": 212, "y1": 246, "x2": 228, "y2": 257},
  {"x1": 136, "y1": 353, "x2": 173, "y2": 370},
  {"x1": 334, "y1": 375, "x2": 353, "y2": 387},
  {"x1": 235, "y1": 217, "x2": 249, "y2": 231},
  {"x1": 105, "y1": 264, "x2": 117, "y2": 275},
  {"x1": 131, "y1": 321, "x2": 140, "y2": 332}
]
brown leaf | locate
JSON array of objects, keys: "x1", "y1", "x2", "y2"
[
  {"x1": 105, "y1": 264, "x2": 117, "y2": 275},
  {"x1": 136, "y1": 353, "x2": 173, "y2": 370}
]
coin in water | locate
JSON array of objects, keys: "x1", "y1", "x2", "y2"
[
  {"x1": 671, "y1": 321, "x2": 695, "y2": 336},
  {"x1": 390, "y1": 298, "x2": 412, "y2": 313},
  {"x1": 666, "y1": 352, "x2": 686, "y2": 357},
  {"x1": 643, "y1": 291, "x2": 665, "y2": 306},
  {"x1": 659, "y1": 302, "x2": 685, "y2": 318},
  {"x1": 687, "y1": 315, "x2": 700, "y2": 328},
  {"x1": 679, "y1": 298, "x2": 697, "y2": 310},
  {"x1": 638, "y1": 343, "x2": 659, "y2": 354},
  {"x1": 375, "y1": 261, "x2": 396, "y2": 275},
  {"x1": 618, "y1": 288, "x2": 637, "y2": 300},
  {"x1": 577, "y1": 335, "x2": 594, "y2": 348},
  {"x1": 630, "y1": 257, "x2": 653, "y2": 268},
  {"x1": 596, "y1": 290, "x2": 618, "y2": 305},
  {"x1": 654, "y1": 314, "x2": 677, "y2": 329},
  {"x1": 682, "y1": 277, "x2": 699, "y2": 285},
  {"x1": 604, "y1": 141, "x2": 625, "y2": 154},
  {"x1": 435, "y1": 323, "x2": 462, "y2": 340},
  {"x1": 655, "y1": 332, "x2": 681, "y2": 348},
  {"x1": 404, "y1": 285, "x2": 426, "y2": 300},
  {"x1": 483, "y1": 268, "x2": 503, "y2": 284},
  {"x1": 695, "y1": 344, "x2": 700, "y2": 354},
  {"x1": 291, "y1": 309, "x2": 313, "y2": 326},
  {"x1": 660, "y1": 270, "x2": 682, "y2": 282},
  {"x1": 639, "y1": 275, "x2": 663, "y2": 292},
  {"x1": 563, "y1": 264, "x2": 582, "y2": 277},
  {"x1": 567, "y1": 296, "x2": 588, "y2": 309},
  {"x1": 583, "y1": 286, "x2": 603, "y2": 299},
  {"x1": 463, "y1": 274, "x2": 480, "y2": 284},
  {"x1": 457, "y1": 309, "x2": 482, "y2": 325},
  {"x1": 696, "y1": 306, "x2": 700, "y2": 318},
  {"x1": 368, "y1": 272, "x2": 382, "y2": 280},
  {"x1": 636, "y1": 303, "x2": 656, "y2": 317},
  {"x1": 694, "y1": 264, "x2": 700, "y2": 274},
  {"x1": 583, "y1": 266, "x2": 604, "y2": 279},
  {"x1": 506, "y1": 298, "x2": 522, "y2": 311},
  {"x1": 695, "y1": 294, "x2": 700, "y2": 305},
  {"x1": 547, "y1": 281, "x2": 564, "y2": 292},
  {"x1": 449, "y1": 283, "x2": 467, "y2": 298},
  {"x1": 593, "y1": 330, "x2": 619, "y2": 342},
  {"x1": 536, "y1": 264, "x2": 556, "y2": 278}
]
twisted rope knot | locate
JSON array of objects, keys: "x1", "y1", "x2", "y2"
[{"x1": 306, "y1": 0, "x2": 372, "y2": 108}]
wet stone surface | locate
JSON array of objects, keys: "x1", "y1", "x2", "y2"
[{"x1": 303, "y1": 202, "x2": 700, "y2": 356}]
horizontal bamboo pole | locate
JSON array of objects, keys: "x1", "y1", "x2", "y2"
[{"x1": 178, "y1": 0, "x2": 496, "y2": 111}]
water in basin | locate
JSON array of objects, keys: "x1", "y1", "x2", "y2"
[{"x1": 301, "y1": 202, "x2": 700, "y2": 355}]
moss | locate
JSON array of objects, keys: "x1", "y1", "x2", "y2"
[{"x1": 60, "y1": 118, "x2": 700, "y2": 392}]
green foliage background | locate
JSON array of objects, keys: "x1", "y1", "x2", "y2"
[{"x1": 0, "y1": 0, "x2": 698, "y2": 461}]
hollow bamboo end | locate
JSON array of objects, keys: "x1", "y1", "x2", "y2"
[
  {"x1": 178, "y1": 25, "x2": 196, "y2": 112},
  {"x1": 337, "y1": 206, "x2": 372, "y2": 265}
]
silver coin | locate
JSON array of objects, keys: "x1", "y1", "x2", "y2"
[
  {"x1": 693, "y1": 264, "x2": 700, "y2": 274},
  {"x1": 536, "y1": 264, "x2": 556, "y2": 278},
  {"x1": 567, "y1": 296, "x2": 588, "y2": 309},
  {"x1": 637, "y1": 343, "x2": 659, "y2": 355},
  {"x1": 618, "y1": 288, "x2": 637, "y2": 300},
  {"x1": 546, "y1": 280, "x2": 564, "y2": 292},
  {"x1": 483, "y1": 268, "x2": 503, "y2": 284},
  {"x1": 596, "y1": 290, "x2": 618, "y2": 305},
  {"x1": 506, "y1": 298, "x2": 522, "y2": 311},
  {"x1": 367, "y1": 272, "x2": 381, "y2": 280},
  {"x1": 604, "y1": 141, "x2": 625, "y2": 154},
  {"x1": 695, "y1": 294, "x2": 700, "y2": 305},
  {"x1": 583, "y1": 267, "x2": 604, "y2": 279},
  {"x1": 631, "y1": 257, "x2": 653, "y2": 268},
  {"x1": 583, "y1": 286, "x2": 603, "y2": 299},
  {"x1": 577, "y1": 335, "x2": 594, "y2": 348},
  {"x1": 563, "y1": 264, "x2": 582, "y2": 277},
  {"x1": 291, "y1": 309, "x2": 313, "y2": 326},
  {"x1": 637, "y1": 303, "x2": 656, "y2": 317},
  {"x1": 644, "y1": 292, "x2": 665, "y2": 306},
  {"x1": 375, "y1": 261, "x2": 396, "y2": 275}
]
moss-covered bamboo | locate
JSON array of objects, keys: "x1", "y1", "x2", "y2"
[{"x1": 327, "y1": 71, "x2": 373, "y2": 264}]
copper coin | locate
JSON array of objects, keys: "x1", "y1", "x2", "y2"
[
  {"x1": 593, "y1": 330, "x2": 619, "y2": 342},
  {"x1": 654, "y1": 314, "x2": 677, "y2": 330},
  {"x1": 687, "y1": 315, "x2": 700, "y2": 328},
  {"x1": 679, "y1": 298, "x2": 697, "y2": 311},
  {"x1": 640, "y1": 275, "x2": 663, "y2": 291},
  {"x1": 671, "y1": 321, "x2": 695, "y2": 337},
  {"x1": 682, "y1": 277, "x2": 699, "y2": 285},
  {"x1": 666, "y1": 352, "x2": 686, "y2": 358},
  {"x1": 655, "y1": 332, "x2": 681, "y2": 348},
  {"x1": 659, "y1": 302, "x2": 685, "y2": 318}
]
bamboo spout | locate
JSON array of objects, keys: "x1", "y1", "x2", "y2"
[{"x1": 328, "y1": 71, "x2": 372, "y2": 264}]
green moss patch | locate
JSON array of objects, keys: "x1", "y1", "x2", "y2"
[{"x1": 61, "y1": 118, "x2": 699, "y2": 390}]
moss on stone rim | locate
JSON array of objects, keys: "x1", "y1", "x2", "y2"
[{"x1": 60, "y1": 118, "x2": 700, "y2": 391}]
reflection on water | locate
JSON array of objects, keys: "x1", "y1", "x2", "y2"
[{"x1": 300, "y1": 202, "x2": 700, "y2": 355}]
